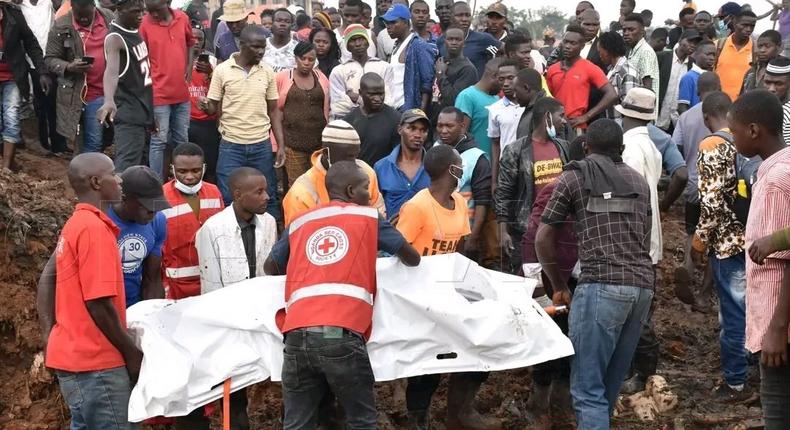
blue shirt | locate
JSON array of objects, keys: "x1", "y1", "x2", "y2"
[
  {"x1": 647, "y1": 124, "x2": 685, "y2": 175},
  {"x1": 438, "y1": 30, "x2": 501, "y2": 78},
  {"x1": 269, "y1": 208, "x2": 405, "y2": 269},
  {"x1": 455, "y1": 86, "x2": 500, "y2": 157},
  {"x1": 678, "y1": 65, "x2": 703, "y2": 108},
  {"x1": 374, "y1": 145, "x2": 431, "y2": 216},
  {"x1": 107, "y1": 207, "x2": 167, "y2": 308}
]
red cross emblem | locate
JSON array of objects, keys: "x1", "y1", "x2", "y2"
[{"x1": 317, "y1": 237, "x2": 338, "y2": 255}]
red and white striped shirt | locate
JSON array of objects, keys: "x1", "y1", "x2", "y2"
[{"x1": 745, "y1": 146, "x2": 790, "y2": 353}]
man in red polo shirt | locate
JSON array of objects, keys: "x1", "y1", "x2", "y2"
[
  {"x1": 37, "y1": 153, "x2": 143, "y2": 429},
  {"x1": 546, "y1": 24, "x2": 618, "y2": 133},
  {"x1": 140, "y1": 0, "x2": 196, "y2": 179}
]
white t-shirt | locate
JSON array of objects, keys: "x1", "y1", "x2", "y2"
[
  {"x1": 19, "y1": 0, "x2": 53, "y2": 56},
  {"x1": 622, "y1": 126, "x2": 663, "y2": 264}
]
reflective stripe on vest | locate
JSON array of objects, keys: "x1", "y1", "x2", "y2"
[
  {"x1": 289, "y1": 204, "x2": 379, "y2": 234},
  {"x1": 165, "y1": 266, "x2": 201, "y2": 279},
  {"x1": 162, "y1": 198, "x2": 223, "y2": 219},
  {"x1": 286, "y1": 283, "x2": 375, "y2": 310}
]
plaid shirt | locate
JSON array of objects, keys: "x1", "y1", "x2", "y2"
[
  {"x1": 627, "y1": 38, "x2": 660, "y2": 117},
  {"x1": 542, "y1": 161, "x2": 655, "y2": 289},
  {"x1": 606, "y1": 56, "x2": 641, "y2": 119}
]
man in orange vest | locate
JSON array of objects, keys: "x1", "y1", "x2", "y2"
[
  {"x1": 161, "y1": 142, "x2": 224, "y2": 300},
  {"x1": 264, "y1": 160, "x2": 421, "y2": 429}
]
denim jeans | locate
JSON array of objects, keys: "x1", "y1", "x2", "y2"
[
  {"x1": 149, "y1": 101, "x2": 190, "y2": 178},
  {"x1": 0, "y1": 80, "x2": 21, "y2": 144},
  {"x1": 216, "y1": 138, "x2": 281, "y2": 221},
  {"x1": 761, "y1": 346, "x2": 790, "y2": 430},
  {"x1": 281, "y1": 328, "x2": 376, "y2": 430},
  {"x1": 711, "y1": 251, "x2": 748, "y2": 386},
  {"x1": 55, "y1": 366, "x2": 139, "y2": 430},
  {"x1": 569, "y1": 283, "x2": 653, "y2": 430},
  {"x1": 80, "y1": 97, "x2": 105, "y2": 153}
]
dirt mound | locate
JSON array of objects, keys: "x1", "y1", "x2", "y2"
[
  {"x1": 0, "y1": 149, "x2": 756, "y2": 429},
  {"x1": 0, "y1": 152, "x2": 72, "y2": 430}
]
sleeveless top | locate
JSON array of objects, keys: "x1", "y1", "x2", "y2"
[{"x1": 106, "y1": 21, "x2": 153, "y2": 125}]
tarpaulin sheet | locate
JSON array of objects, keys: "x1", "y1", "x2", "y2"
[{"x1": 126, "y1": 254, "x2": 574, "y2": 421}]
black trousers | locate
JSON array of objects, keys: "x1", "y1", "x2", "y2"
[{"x1": 31, "y1": 70, "x2": 66, "y2": 153}]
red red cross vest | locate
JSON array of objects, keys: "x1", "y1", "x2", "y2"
[
  {"x1": 161, "y1": 181, "x2": 224, "y2": 299},
  {"x1": 281, "y1": 202, "x2": 380, "y2": 339}
]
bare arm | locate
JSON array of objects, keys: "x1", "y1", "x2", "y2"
[
  {"x1": 642, "y1": 76, "x2": 654, "y2": 92},
  {"x1": 660, "y1": 166, "x2": 688, "y2": 213},
  {"x1": 36, "y1": 252, "x2": 56, "y2": 348},
  {"x1": 141, "y1": 255, "x2": 164, "y2": 301},
  {"x1": 268, "y1": 100, "x2": 286, "y2": 168},
  {"x1": 86, "y1": 298, "x2": 143, "y2": 380},
  {"x1": 536, "y1": 223, "x2": 571, "y2": 307},
  {"x1": 395, "y1": 242, "x2": 421, "y2": 267},
  {"x1": 491, "y1": 137, "x2": 501, "y2": 194},
  {"x1": 98, "y1": 35, "x2": 123, "y2": 123},
  {"x1": 585, "y1": 82, "x2": 619, "y2": 121}
]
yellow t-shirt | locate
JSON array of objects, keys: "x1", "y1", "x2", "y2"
[{"x1": 396, "y1": 189, "x2": 471, "y2": 256}]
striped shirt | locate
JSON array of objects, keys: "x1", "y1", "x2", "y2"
[
  {"x1": 745, "y1": 146, "x2": 790, "y2": 353},
  {"x1": 783, "y1": 100, "x2": 790, "y2": 145}
]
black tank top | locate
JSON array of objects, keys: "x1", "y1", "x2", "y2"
[{"x1": 106, "y1": 22, "x2": 154, "y2": 126}]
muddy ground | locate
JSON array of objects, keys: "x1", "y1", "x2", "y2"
[{"x1": 0, "y1": 147, "x2": 759, "y2": 429}]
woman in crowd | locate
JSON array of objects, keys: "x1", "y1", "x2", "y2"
[
  {"x1": 310, "y1": 27, "x2": 342, "y2": 78},
  {"x1": 187, "y1": 24, "x2": 220, "y2": 182},
  {"x1": 273, "y1": 41, "x2": 330, "y2": 186}
]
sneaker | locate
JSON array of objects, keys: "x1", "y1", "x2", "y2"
[{"x1": 713, "y1": 384, "x2": 751, "y2": 403}]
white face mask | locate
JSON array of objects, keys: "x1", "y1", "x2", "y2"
[
  {"x1": 449, "y1": 164, "x2": 463, "y2": 192},
  {"x1": 172, "y1": 165, "x2": 205, "y2": 195}
]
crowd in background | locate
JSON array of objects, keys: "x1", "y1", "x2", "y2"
[{"x1": 23, "y1": 0, "x2": 790, "y2": 429}]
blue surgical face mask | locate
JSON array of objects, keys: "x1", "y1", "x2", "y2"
[{"x1": 546, "y1": 114, "x2": 557, "y2": 139}]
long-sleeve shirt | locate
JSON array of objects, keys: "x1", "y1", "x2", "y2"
[
  {"x1": 328, "y1": 57, "x2": 394, "y2": 119},
  {"x1": 437, "y1": 56, "x2": 478, "y2": 109},
  {"x1": 692, "y1": 129, "x2": 745, "y2": 259},
  {"x1": 398, "y1": 33, "x2": 437, "y2": 111}
]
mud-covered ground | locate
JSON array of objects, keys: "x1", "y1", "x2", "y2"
[{"x1": 0, "y1": 146, "x2": 759, "y2": 429}]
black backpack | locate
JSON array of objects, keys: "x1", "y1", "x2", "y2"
[{"x1": 710, "y1": 131, "x2": 762, "y2": 225}]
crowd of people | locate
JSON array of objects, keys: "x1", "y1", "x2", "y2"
[{"x1": 23, "y1": 0, "x2": 790, "y2": 428}]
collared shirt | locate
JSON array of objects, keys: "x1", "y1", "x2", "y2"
[
  {"x1": 716, "y1": 35, "x2": 754, "y2": 101},
  {"x1": 671, "y1": 103, "x2": 711, "y2": 201},
  {"x1": 580, "y1": 38, "x2": 595, "y2": 60},
  {"x1": 236, "y1": 214, "x2": 257, "y2": 277},
  {"x1": 606, "y1": 56, "x2": 640, "y2": 120},
  {"x1": 373, "y1": 145, "x2": 431, "y2": 217},
  {"x1": 75, "y1": 10, "x2": 108, "y2": 102},
  {"x1": 678, "y1": 63, "x2": 705, "y2": 107},
  {"x1": 487, "y1": 96, "x2": 525, "y2": 153},
  {"x1": 328, "y1": 57, "x2": 394, "y2": 119},
  {"x1": 207, "y1": 53, "x2": 278, "y2": 144},
  {"x1": 657, "y1": 49, "x2": 689, "y2": 129},
  {"x1": 627, "y1": 38, "x2": 660, "y2": 117},
  {"x1": 541, "y1": 162, "x2": 654, "y2": 289},
  {"x1": 140, "y1": 9, "x2": 196, "y2": 106},
  {"x1": 46, "y1": 204, "x2": 127, "y2": 372},
  {"x1": 622, "y1": 127, "x2": 664, "y2": 264},
  {"x1": 692, "y1": 128, "x2": 745, "y2": 259},
  {"x1": 263, "y1": 36, "x2": 299, "y2": 72},
  {"x1": 745, "y1": 147, "x2": 790, "y2": 353}
]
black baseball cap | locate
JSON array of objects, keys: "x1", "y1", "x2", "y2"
[
  {"x1": 400, "y1": 108, "x2": 430, "y2": 126},
  {"x1": 680, "y1": 29, "x2": 703, "y2": 42},
  {"x1": 121, "y1": 166, "x2": 170, "y2": 212}
]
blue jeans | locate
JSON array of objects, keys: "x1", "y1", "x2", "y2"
[
  {"x1": 80, "y1": 97, "x2": 104, "y2": 153},
  {"x1": 55, "y1": 366, "x2": 139, "y2": 430},
  {"x1": 0, "y1": 80, "x2": 21, "y2": 143},
  {"x1": 569, "y1": 283, "x2": 653, "y2": 430},
  {"x1": 711, "y1": 251, "x2": 748, "y2": 386},
  {"x1": 281, "y1": 328, "x2": 377, "y2": 429},
  {"x1": 216, "y1": 138, "x2": 281, "y2": 221},
  {"x1": 149, "y1": 101, "x2": 190, "y2": 178}
]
